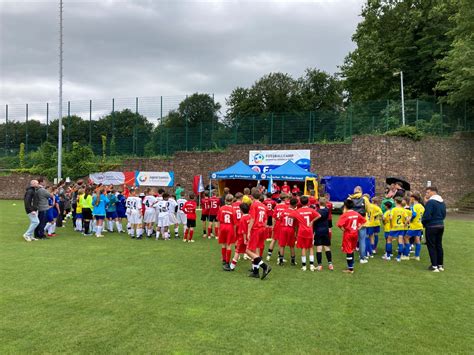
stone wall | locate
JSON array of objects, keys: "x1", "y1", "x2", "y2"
[
  {"x1": 0, "y1": 173, "x2": 51, "y2": 200},
  {"x1": 1, "y1": 135, "x2": 473, "y2": 206}
]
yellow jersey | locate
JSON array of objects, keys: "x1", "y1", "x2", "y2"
[
  {"x1": 390, "y1": 207, "x2": 408, "y2": 231},
  {"x1": 409, "y1": 203, "x2": 425, "y2": 230},
  {"x1": 80, "y1": 195, "x2": 93, "y2": 209},
  {"x1": 404, "y1": 207, "x2": 412, "y2": 230},
  {"x1": 76, "y1": 194, "x2": 84, "y2": 213},
  {"x1": 367, "y1": 204, "x2": 382, "y2": 227},
  {"x1": 383, "y1": 210, "x2": 391, "y2": 233},
  {"x1": 242, "y1": 195, "x2": 252, "y2": 205}
]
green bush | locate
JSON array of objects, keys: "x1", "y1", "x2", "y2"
[{"x1": 384, "y1": 125, "x2": 424, "y2": 141}]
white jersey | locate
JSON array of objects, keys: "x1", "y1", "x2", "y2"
[
  {"x1": 126, "y1": 196, "x2": 142, "y2": 212},
  {"x1": 177, "y1": 198, "x2": 187, "y2": 214},
  {"x1": 143, "y1": 195, "x2": 156, "y2": 211},
  {"x1": 156, "y1": 200, "x2": 170, "y2": 218},
  {"x1": 167, "y1": 198, "x2": 178, "y2": 215}
]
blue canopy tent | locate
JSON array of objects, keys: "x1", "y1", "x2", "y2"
[
  {"x1": 210, "y1": 160, "x2": 261, "y2": 195},
  {"x1": 265, "y1": 160, "x2": 317, "y2": 181}
]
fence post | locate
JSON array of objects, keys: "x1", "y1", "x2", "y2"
[
  {"x1": 4, "y1": 105, "x2": 8, "y2": 155},
  {"x1": 270, "y1": 113, "x2": 274, "y2": 144},
  {"x1": 25, "y1": 104, "x2": 29, "y2": 153},
  {"x1": 112, "y1": 97, "x2": 115, "y2": 136},
  {"x1": 67, "y1": 101, "x2": 71, "y2": 151},
  {"x1": 160, "y1": 96, "x2": 163, "y2": 155},
  {"x1": 89, "y1": 100, "x2": 92, "y2": 146}
]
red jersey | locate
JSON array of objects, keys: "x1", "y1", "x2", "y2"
[
  {"x1": 326, "y1": 201, "x2": 333, "y2": 221},
  {"x1": 249, "y1": 201, "x2": 267, "y2": 230},
  {"x1": 209, "y1": 196, "x2": 220, "y2": 216},
  {"x1": 337, "y1": 210, "x2": 366, "y2": 237},
  {"x1": 238, "y1": 214, "x2": 251, "y2": 237},
  {"x1": 281, "y1": 185, "x2": 291, "y2": 194},
  {"x1": 231, "y1": 201, "x2": 242, "y2": 222},
  {"x1": 308, "y1": 196, "x2": 318, "y2": 208},
  {"x1": 217, "y1": 205, "x2": 236, "y2": 225},
  {"x1": 183, "y1": 200, "x2": 197, "y2": 220},
  {"x1": 291, "y1": 187, "x2": 300, "y2": 194},
  {"x1": 272, "y1": 184, "x2": 280, "y2": 193},
  {"x1": 281, "y1": 208, "x2": 296, "y2": 229},
  {"x1": 201, "y1": 197, "x2": 210, "y2": 215},
  {"x1": 273, "y1": 203, "x2": 288, "y2": 226},
  {"x1": 263, "y1": 198, "x2": 276, "y2": 218},
  {"x1": 291, "y1": 207, "x2": 320, "y2": 238}
]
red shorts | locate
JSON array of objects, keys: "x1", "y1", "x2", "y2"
[
  {"x1": 218, "y1": 225, "x2": 235, "y2": 245},
  {"x1": 273, "y1": 225, "x2": 281, "y2": 241},
  {"x1": 296, "y1": 236, "x2": 313, "y2": 249},
  {"x1": 247, "y1": 228, "x2": 265, "y2": 251},
  {"x1": 236, "y1": 235, "x2": 247, "y2": 254},
  {"x1": 342, "y1": 233, "x2": 358, "y2": 253},
  {"x1": 280, "y1": 227, "x2": 296, "y2": 247}
]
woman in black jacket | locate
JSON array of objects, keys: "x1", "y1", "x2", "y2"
[{"x1": 23, "y1": 180, "x2": 39, "y2": 242}]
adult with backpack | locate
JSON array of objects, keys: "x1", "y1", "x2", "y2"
[{"x1": 348, "y1": 186, "x2": 370, "y2": 263}]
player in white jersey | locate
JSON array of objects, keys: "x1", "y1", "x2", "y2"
[
  {"x1": 126, "y1": 188, "x2": 143, "y2": 239},
  {"x1": 142, "y1": 188, "x2": 157, "y2": 238},
  {"x1": 155, "y1": 193, "x2": 171, "y2": 240},
  {"x1": 167, "y1": 195, "x2": 179, "y2": 238},
  {"x1": 176, "y1": 196, "x2": 187, "y2": 236}
]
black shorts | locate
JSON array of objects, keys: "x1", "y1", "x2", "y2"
[
  {"x1": 314, "y1": 233, "x2": 331, "y2": 246},
  {"x1": 208, "y1": 215, "x2": 217, "y2": 222},
  {"x1": 187, "y1": 219, "x2": 196, "y2": 228},
  {"x1": 328, "y1": 220, "x2": 333, "y2": 228},
  {"x1": 201, "y1": 214, "x2": 208, "y2": 222},
  {"x1": 82, "y1": 208, "x2": 92, "y2": 220},
  {"x1": 267, "y1": 216, "x2": 273, "y2": 227}
]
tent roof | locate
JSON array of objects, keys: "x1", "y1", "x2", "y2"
[
  {"x1": 265, "y1": 160, "x2": 317, "y2": 181},
  {"x1": 210, "y1": 160, "x2": 261, "y2": 180}
]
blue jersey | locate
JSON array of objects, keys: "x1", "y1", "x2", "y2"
[
  {"x1": 92, "y1": 194, "x2": 109, "y2": 216},
  {"x1": 106, "y1": 194, "x2": 117, "y2": 212}
]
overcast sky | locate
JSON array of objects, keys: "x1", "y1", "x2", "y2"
[{"x1": 0, "y1": 0, "x2": 364, "y2": 115}]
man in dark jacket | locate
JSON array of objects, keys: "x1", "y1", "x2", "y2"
[
  {"x1": 34, "y1": 179, "x2": 52, "y2": 240},
  {"x1": 23, "y1": 180, "x2": 39, "y2": 241},
  {"x1": 422, "y1": 186, "x2": 446, "y2": 272}
]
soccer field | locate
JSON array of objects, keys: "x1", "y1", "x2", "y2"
[{"x1": 1, "y1": 200, "x2": 473, "y2": 354}]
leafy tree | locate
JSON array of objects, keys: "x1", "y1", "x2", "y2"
[{"x1": 162, "y1": 93, "x2": 221, "y2": 128}]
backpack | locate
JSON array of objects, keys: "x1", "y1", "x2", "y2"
[{"x1": 352, "y1": 197, "x2": 366, "y2": 215}]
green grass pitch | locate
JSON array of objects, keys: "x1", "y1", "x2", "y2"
[{"x1": 1, "y1": 200, "x2": 473, "y2": 353}]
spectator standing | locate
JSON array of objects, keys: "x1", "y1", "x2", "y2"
[
  {"x1": 175, "y1": 184, "x2": 184, "y2": 199},
  {"x1": 422, "y1": 186, "x2": 447, "y2": 272},
  {"x1": 34, "y1": 179, "x2": 52, "y2": 240},
  {"x1": 23, "y1": 180, "x2": 39, "y2": 241}
]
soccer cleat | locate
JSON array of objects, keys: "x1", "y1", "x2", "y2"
[
  {"x1": 301, "y1": 266, "x2": 307, "y2": 271},
  {"x1": 316, "y1": 265, "x2": 323, "y2": 271},
  {"x1": 438, "y1": 266, "x2": 445, "y2": 272},
  {"x1": 23, "y1": 234, "x2": 31, "y2": 242},
  {"x1": 310, "y1": 265, "x2": 316, "y2": 272},
  {"x1": 208, "y1": 236, "x2": 211, "y2": 239},
  {"x1": 360, "y1": 259, "x2": 368, "y2": 264},
  {"x1": 223, "y1": 264, "x2": 234, "y2": 272},
  {"x1": 342, "y1": 269, "x2": 354, "y2": 274},
  {"x1": 276, "y1": 259, "x2": 283, "y2": 266},
  {"x1": 183, "y1": 239, "x2": 187, "y2": 242},
  {"x1": 243, "y1": 254, "x2": 250, "y2": 260},
  {"x1": 203, "y1": 234, "x2": 207, "y2": 239},
  {"x1": 414, "y1": 256, "x2": 420, "y2": 261},
  {"x1": 188, "y1": 240, "x2": 195, "y2": 243},
  {"x1": 291, "y1": 261, "x2": 297, "y2": 266},
  {"x1": 30, "y1": 237, "x2": 38, "y2": 241},
  {"x1": 328, "y1": 264, "x2": 334, "y2": 271},
  {"x1": 396, "y1": 258, "x2": 401, "y2": 262},
  {"x1": 381, "y1": 255, "x2": 391, "y2": 261},
  {"x1": 370, "y1": 254, "x2": 374, "y2": 259},
  {"x1": 136, "y1": 236, "x2": 142, "y2": 240},
  {"x1": 261, "y1": 265, "x2": 272, "y2": 280},
  {"x1": 96, "y1": 235, "x2": 104, "y2": 238},
  {"x1": 222, "y1": 261, "x2": 227, "y2": 266},
  {"x1": 248, "y1": 271, "x2": 259, "y2": 278}
]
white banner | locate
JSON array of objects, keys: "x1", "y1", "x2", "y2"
[
  {"x1": 249, "y1": 150, "x2": 311, "y2": 173},
  {"x1": 135, "y1": 171, "x2": 174, "y2": 187},
  {"x1": 89, "y1": 172, "x2": 125, "y2": 185}
]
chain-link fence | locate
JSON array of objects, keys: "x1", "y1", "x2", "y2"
[{"x1": 0, "y1": 97, "x2": 472, "y2": 157}]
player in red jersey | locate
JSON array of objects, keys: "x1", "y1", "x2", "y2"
[
  {"x1": 218, "y1": 194, "x2": 237, "y2": 268},
  {"x1": 183, "y1": 193, "x2": 197, "y2": 243},
  {"x1": 246, "y1": 191, "x2": 272, "y2": 279},
  {"x1": 337, "y1": 199, "x2": 367, "y2": 273},
  {"x1": 263, "y1": 192, "x2": 276, "y2": 241},
  {"x1": 201, "y1": 191, "x2": 210, "y2": 238},
  {"x1": 278, "y1": 197, "x2": 298, "y2": 266},
  {"x1": 281, "y1": 181, "x2": 291, "y2": 194},
  {"x1": 325, "y1": 193, "x2": 333, "y2": 238},
  {"x1": 291, "y1": 185, "x2": 300, "y2": 194},
  {"x1": 266, "y1": 193, "x2": 288, "y2": 262},
  {"x1": 308, "y1": 191, "x2": 319, "y2": 209},
  {"x1": 208, "y1": 191, "x2": 221, "y2": 239},
  {"x1": 224, "y1": 202, "x2": 251, "y2": 272},
  {"x1": 291, "y1": 195, "x2": 321, "y2": 271}
]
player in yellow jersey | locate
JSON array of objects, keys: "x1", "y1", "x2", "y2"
[
  {"x1": 366, "y1": 197, "x2": 382, "y2": 257},
  {"x1": 408, "y1": 192, "x2": 425, "y2": 261},
  {"x1": 401, "y1": 197, "x2": 413, "y2": 260},
  {"x1": 389, "y1": 197, "x2": 410, "y2": 262},
  {"x1": 382, "y1": 201, "x2": 393, "y2": 260}
]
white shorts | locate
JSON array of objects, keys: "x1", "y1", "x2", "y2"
[
  {"x1": 143, "y1": 209, "x2": 156, "y2": 224},
  {"x1": 128, "y1": 210, "x2": 142, "y2": 225},
  {"x1": 157, "y1": 215, "x2": 170, "y2": 228},
  {"x1": 176, "y1": 212, "x2": 187, "y2": 225},
  {"x1": 169, "y1": 213, "x2": 178, "y2": 225}
]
